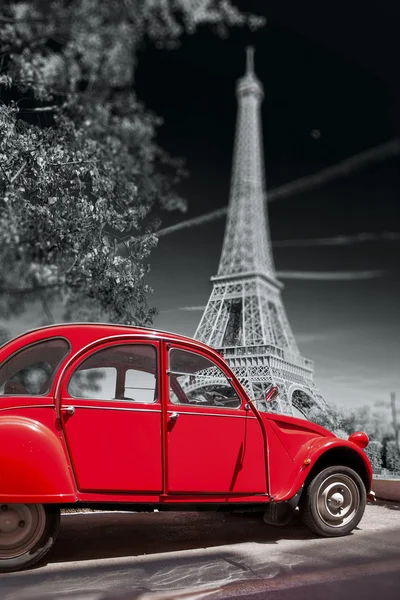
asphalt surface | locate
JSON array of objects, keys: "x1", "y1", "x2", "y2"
[{"x1": 1, "y1": 501, "x2": 399, "y2": 600}]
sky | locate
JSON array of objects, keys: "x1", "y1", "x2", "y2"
[
  {"x1": 135, "y1": 2, "x2": 400, "y2": 410},
  {"x1": 3, "y1": 2, "x2": 399, "y2": 411}
]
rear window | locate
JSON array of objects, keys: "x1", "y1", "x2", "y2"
[{"x1": 0, "y1": 338, "x2": 70, "y2": 396}]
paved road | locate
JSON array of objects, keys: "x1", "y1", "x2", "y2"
[{"x1": 1, "y1": 501, "x2": 400, "y2": 600}]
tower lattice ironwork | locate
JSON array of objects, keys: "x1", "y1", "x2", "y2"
[{"x1": 194, "y1": 48, "x2": 327, "y2": 416}]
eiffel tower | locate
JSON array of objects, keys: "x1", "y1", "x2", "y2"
[{"x1": 194, "y1": 47, "x2": 328, "y2": 416}]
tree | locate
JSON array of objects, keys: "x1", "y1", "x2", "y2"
[
  {"x1": 385, "y1": 440, "x2": 400, "y2": 473},
  {"x1": 307, "y1": 401, "x2": 392, "y2": 444},
  {"x1": 364, "y1": 440, "x2": 383, "y2": 473},
  {"x1": 376, "y1": 394, "x2": 399, "y2": 453},
  {"x1": 308, "y1": 400, "x2": 400, "y2": 474},
  {"x1": 332, "y1": 428, "x2": 348, "y2": 440},
  {"x1": 0, "y1": 1, "x2": 264, "y2": 335},
  {"x1": 307, "y1": 404, "x2": 340, "y2": 431}
]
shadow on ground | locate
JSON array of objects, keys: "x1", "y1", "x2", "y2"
[
  {"x1": 48, "y1": 510, "x2": 313, "y2": 564},
  {"x1": 375, "y1": 499, "x2": 400, "y2": 511}
]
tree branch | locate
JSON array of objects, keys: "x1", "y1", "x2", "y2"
[
  {"x1": 48, "y1": 160, "x2": 97, "y2": 166},
  {"x1": 18, "y1": 105, "x2": 59, "y2": 113},
  {"x1": 9, "y1": 160, "x2": 28, "y2": 185},
  {"x1": 2, "y1": 282, "x2": 62, "y2": 295},
  {"x1": 0, "y1": 161, "x2": 11, "y2": 185},
  {"x1": 65, "y1": 255, "x2": 78, "y2": 274},
  {"x1": 0, "y1": 16, "x2": 45, "y2": 23},
  {"x1": 0, "y1": 36, "x2": 51, "y2": 57},
  {"x1": 40, "y1": 292, "x2": 55, "y2": 324}
]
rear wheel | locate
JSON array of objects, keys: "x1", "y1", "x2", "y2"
[
  {"x1": 301, "y1": 466, "x2": 366, "y2": 537},
  {"x1": 0, "y1": 504, "x2": 60, "y2": 573}
]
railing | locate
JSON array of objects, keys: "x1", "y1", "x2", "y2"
[{"x1": 221, "y1": 344, "x2": 314, "y2": 371}]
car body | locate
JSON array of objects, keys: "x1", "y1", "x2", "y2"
[{"x1": 0, "y1": 323, "x2": 374, "y2": 572}]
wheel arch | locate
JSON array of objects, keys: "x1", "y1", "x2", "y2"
[{"x1": 303, "y1": 446, "x2": 371, "y2": 494}]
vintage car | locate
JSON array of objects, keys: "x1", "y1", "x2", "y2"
[{"x1": 0, "y1": 323, "x2": 374, "y2": 573}]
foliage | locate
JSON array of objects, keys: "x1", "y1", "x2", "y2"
[
  {"x1": 309, "y1": 402, "x2": 391, "y2": 441},
  {"x1": 385, "y1": 440, "x2": 400, "y2": 473},
  {"x1": 364, "y1": 440, "x2": 383, "y2": 472},
  {"x1": 307, "y1": 404, "x2": 340, "y2": 431},
  {"x1": 0, "y1": 1, "x2": 263, "y2": 331},
  {"x1": 332, "y1": 428, "x2": 348, "y2": 440}
]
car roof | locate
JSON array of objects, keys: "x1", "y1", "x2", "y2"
[{"x1": 0, "y1": 322, "x2": 217, "y2": 357}]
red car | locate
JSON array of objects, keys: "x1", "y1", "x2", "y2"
[{"x1": 0, "y1": 323, "x2": 374, "y2": 573}]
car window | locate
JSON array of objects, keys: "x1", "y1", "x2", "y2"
[
  {"x1": 124, "y1": 369, "x2": 156, "y2": 403},
  {"x1": 0, "y1": 338, "x2": 70, "y2": 396},
  {"x1": 68, "y1": 366, "x2": 117, "y2": 400},
  {"x1": 169, "y1": 348, "x2": 241, "y2": 409},
  {"x1": 68, "y1": 344, "x2": 157, "y2": 402}
]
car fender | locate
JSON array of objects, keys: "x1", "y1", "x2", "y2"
[
  {"x1": 0, "y1": 416, "x2": 77, "y2": 503},
  {"x1": 273, "y1": 436, "x2": 373, "y2": 502}
]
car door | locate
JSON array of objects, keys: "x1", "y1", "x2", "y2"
[
  {"x1": 60, "y1": 340, "x2": 162, "y2": 493},
  {"x1": 166, "y1": 344, "x2": 267, "y2": 495}
]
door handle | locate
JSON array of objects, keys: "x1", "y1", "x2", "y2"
[
  {"x1": 169, "y1": 412, "x2": 179, "y2": 421},
  {"x1": 61, "y1": 406, "x2": 75, "y2": 416}
]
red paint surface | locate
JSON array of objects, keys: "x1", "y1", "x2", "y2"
[
  {"x1": 60, "y1": 402, "x2": 163, "y2": 493},
  {"x1": 0, "y1": 412, "x2": 76, "y2": 502},
  {"x1": 166, "y1": 408, "x2": 266, "y2": 494},
  {"x1": 348, "y1": 431, "x2": 369, "y2": 449},
  {"x1": 0, "y1": 323, "x2": 373, "y2": 505}
]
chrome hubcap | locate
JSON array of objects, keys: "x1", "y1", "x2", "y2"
[
  {"x1": 330, "y1": 492, "x2": 344, "y2": 507},
  {"x1": 0, "y1": 504, "x2": 46, "y2": 559},
  {"x1": 316, "y1": 474, "x2": 359, "y2": 528}
]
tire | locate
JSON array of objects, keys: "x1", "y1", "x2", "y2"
[
  {"x1": 301, "y1": 466, "x2": 366, "y2": 537},
  {"x1": 0, "y1": 504, "x2": 60, "y2": 573}
]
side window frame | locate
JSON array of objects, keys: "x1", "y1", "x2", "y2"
[
  {"x1": 0, "y1": 337, "x2": 71, "y2": 397},
  {"x1": 167, "y1": 346, "x2": 244, "y2": 411},
  {"x1": 64, "y1": 340, "x2": 159, "y2": 404}
]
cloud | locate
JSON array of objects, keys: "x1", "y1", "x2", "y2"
[
  {"x1": 276, "y1": 270, "x2": 389, "y2": 281},
  {"x1": 159, "y1": 305, "x2": 206, "y2": 313},
  {"x1": 273, "y1": 232, "x2": 400, "y2": 248},
  {"x1": 296, "y1": 332, "x2": 330, "y2": 344}
]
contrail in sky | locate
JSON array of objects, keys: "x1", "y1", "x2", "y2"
[
  {"x1": 156, "y1": 138, "x2": 400, "y2": 238},
  {"x1": 167, "y1": 269, "x2": 389, "y2": 313},
  {"x1": 272, "y1": 232, "x2": 400, "y2": 247},
  {"x1": 276, "y1": 270, "x2": 389, "y2": 280}
]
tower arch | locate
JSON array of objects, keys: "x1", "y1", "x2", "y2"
[{"x1": 289, "y1": 385, "x2": 316, "y2": 417}]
